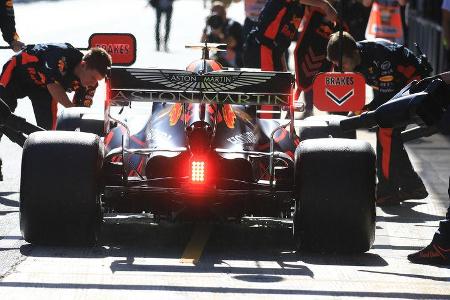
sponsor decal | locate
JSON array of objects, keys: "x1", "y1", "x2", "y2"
[
  {"x1": 95, "y1": 43, "x2": 130, "y2": 55},
  {"x1": 110, "y1": 90, "x2": 291, "y2": 106},
  {"x1": 313, "y1": 72, "x2": 365, "y2": 111},
  {"x1": 222, "y1": 104, "x2": 236, "y2": 129},
  {"x1": 325, "y1": 76, "x2": 354, "y2": 85},
  {"x1": 126, "y1": 69, "x2": 278, "y2": 93},
  {"x1": 381, "y1": 60, "x2": 391, "y2": 71},
  {"x1": 167, "y1": 74, "x2": 239, "y2": 84},
  {"x1": 379, "y1": 75, "x2": 394, "y2": 82}
]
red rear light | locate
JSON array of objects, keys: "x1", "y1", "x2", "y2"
[{"x1": 191, "y1": 160, "x2": 206, "y2": 183}]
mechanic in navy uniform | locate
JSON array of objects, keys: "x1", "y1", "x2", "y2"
[
  {"x1": 243, "y1": 0, "x2": 337, "y2": 71},
  {"x1": 0, "y1": 44, "x2": 112, "y2": 179},
  {"x1": 294, "y1": 0, "x2": 370, "y2": 118},
  {"x1": 326, "y1": 32, "x2": 430, "y2": 206},
  {"x1": 243, "y1": 0, "x2": 337, "y2": 119}
]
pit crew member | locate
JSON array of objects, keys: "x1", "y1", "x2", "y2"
[
  {"x1": 0, "y1": 44, "x2": 111, "y2": 179},
  {"x1": 327, "y1": 31, "x2": 430, "y2": 206},
  {"x1": 367, "y1": 71, "x2": 450, "y2": 265},
  {"x1": 243, "y1": 0, "x2": 337, "y2": 71}
]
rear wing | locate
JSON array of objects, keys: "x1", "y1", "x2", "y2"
[{"x1": 108, "y1": 68, "x2": 294, "y2": 106}]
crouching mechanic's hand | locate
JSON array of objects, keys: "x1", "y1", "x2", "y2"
[
  {"x1": 415, "y1": 81, "x2": 450, "y2": 135},
  {"x1": 73, "y1": 98, "x2": 93, "y2": 107},
  {"x1": 410, "y1": 75, "x2": 443, "y2": 94},
  {"x1": 73, "y1": 89, "x2": 95, "y2": 107}
]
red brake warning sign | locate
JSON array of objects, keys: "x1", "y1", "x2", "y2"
[
  {"x1": 313, "y1": 72, "x2": 365, "y2": 112},
  {"x1": 89, "y1": 33, "x2": 136, "y2": 66}
]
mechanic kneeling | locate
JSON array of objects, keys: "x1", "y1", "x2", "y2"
[
  {"x1": 327, "y1": 32, "x2": 430, "y2": 206},
  {"x1": 0, "y1": 44, "x2": 112, "y2": 180}
]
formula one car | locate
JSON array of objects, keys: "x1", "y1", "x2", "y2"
[{"x1": 1, "y1": 40, "x2": 376, "y2": 252}]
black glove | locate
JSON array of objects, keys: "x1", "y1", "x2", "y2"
[
  {"x1": 415, "y1": 79, "x2": 450, "y2": 133},
  {"x1": 410, "y1": 75, "x2": 443, "y2": 94}
]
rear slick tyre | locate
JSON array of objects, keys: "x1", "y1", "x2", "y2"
[
  {"x1": 293, "y1": 138, "x2": 376, "y2": 253},
  {"x1": 20, "y1": 131, "x2": 104, "y2": 246}
]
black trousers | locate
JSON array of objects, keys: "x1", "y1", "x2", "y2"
[
  {"x1": 376, "y1": 126, "x2": 424, "y2": 194},
  {"x1": 0, "y1": 56, "x2": 57, "y2": 131},
  {"x1": 243, "y1": 35, "x2": 286, "y2": 71},
  {"x1": 243, "y1": 18, "x2": 258, "y2": 43},
  {"x1": 155, "y1": 6, "x2": 173, "y2": 47}
]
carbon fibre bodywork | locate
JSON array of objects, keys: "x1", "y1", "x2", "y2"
[{"x1": 101, "y1": 58, "x2": 298, "y2": 219}]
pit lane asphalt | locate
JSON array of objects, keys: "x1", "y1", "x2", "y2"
[
  {"x1": 0, "y1": 0, "x2": 449, "y2": 299},
  {"x1": 1, "y1": 128, "x2": 450, "y2": 299}
]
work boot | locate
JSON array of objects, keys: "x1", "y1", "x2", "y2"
[
  {"x1": 376, "y1": 182, "x2": 428, "y2": 206},
  {"x1": 407, "y1": 242, "x2": 450, "y2": 265},
  {"x1": 398, "y1": 179, "x2": 429, "y2": 201},
  {"x1": 397, "y1": 186, "x2": 429, "y2": 201},
  {"x1": 376, "y1": 183, "x2": 400, "y2": 206},
  {"x1": 376, "y1": 193, "x2": 402, "y2": 206}
]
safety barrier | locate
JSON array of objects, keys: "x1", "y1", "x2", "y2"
[{"x1": 407, "y1": 10, "x2": 446, "y2": 74}]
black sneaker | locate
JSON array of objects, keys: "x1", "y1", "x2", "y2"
[{"x1": 407, "y1": 242, "x2": 450, "y2": 265}]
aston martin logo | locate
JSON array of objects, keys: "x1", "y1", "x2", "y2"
[
  {"x1": 126, "y1": 69, "x2": 276, "y2": 92},
  {"x1": 325, "y1": 88, "x2": 354, "y2": 106}
]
